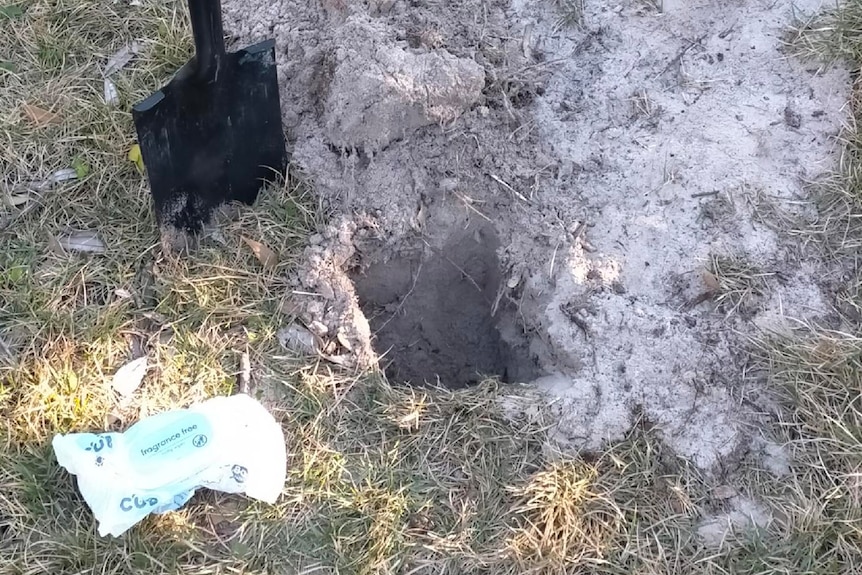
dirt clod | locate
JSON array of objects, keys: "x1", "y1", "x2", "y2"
[{"x1": 323, "y1": 19, "x2": 485, "y2": 153}]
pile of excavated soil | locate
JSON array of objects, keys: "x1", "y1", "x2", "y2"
[{"x1": 223, "y1": 0, "x2": 849, "y2": 477}]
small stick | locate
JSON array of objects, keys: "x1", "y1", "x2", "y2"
[
  {"x1": 490, "y1": 281, "x2": 506, "y2": 317},
  {"x1": 654, "y1": 33, "x2": 708, "y2": 79},
  {"x1": 374, "y1": 261, "x2": 423, "y2": 335},
  {"x1": 422, "y1": 239, "x2": 485, "y2": 296},
  {"x1": 549, "y1": 241, "x2": 560, "y2": 279},
  {"x1": 454, "y1": 191, "x2": 492, "y2": 222},
  {"x1": 236, "y1": 351, "x2": 251, "y2": 395},
  {"x1": 572, "y1": 221, "x2": 587, "y2": 241},
  {"x1": 691, "y1": 190, "x2": 720, "y2": 198},
  {"x1": 490, "y1": 173, "x2": 531, "y2": 204}
]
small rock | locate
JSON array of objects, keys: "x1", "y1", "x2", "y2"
[
  {"x1": 318, "y1": 282, "x2": 335, "y2": 300},
  {"x1": 439, "y1": 178, "x2": 459, "y2": 193},
  {"x1": 712, "y1": 485, "x2": 737, "y2": 500},
  {"x1": 308, "y1": 320, "x2": 329, "y2": 337},
  {"x1": 277, "y1": 324, "x2": 317, "y2": 354},
  {"x1": 282, "y1": 110, "x2": 300, "y2": 128},
  {"x1": 114, "y1": 288, "x2": 133, "y2": 299},
  {"x1": 784, "y1": 106, "x2": 801, "y2": 129},
  {"x1": 306, "y1": 301, "x2": 324, "y2": 316},
  {"x1": 105, "y1": 410, "x2": 124, "y2": 428},
  {"x1": 336, "y1": 328, "x2": 353, "y2": 352}
]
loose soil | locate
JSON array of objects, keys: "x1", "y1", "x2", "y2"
[{"x1": 223, "y1": 0, "x2": 849, "y2": 481}]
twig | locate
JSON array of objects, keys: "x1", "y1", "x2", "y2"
[
  {"x1": 374, "y1": 261, "x2": 423, "y2": 335},
  {"x1": 549, "y1": 241, "x2": 560, "y2": 279},
  {"x1": 236, "y1": 351, "x2": 251, "y2": 395},
  {"x1": 572, "y1": 221, "x2": 587, "y2": 241},
  {"x1": 490, "y1": 281, "x2": 506, "y2": 317},
  {"x1": 654, "y1": 33, "x2": 708, "y2": 79},
  {"x1": 691, "y1": 190, "x2": 721, "y2": 198},
  {"x1": 490, "y1": 173, "x2": 531, "y2": 203},
  {"x1": 454, "y1": 191, "x2": 492, "y2": 222},
  {"x1": 422, "y1": 238, "x2": 486, "y2": 296},
  {"x1": 718, "y1": 22, "x2": 736, "y2": 39}
]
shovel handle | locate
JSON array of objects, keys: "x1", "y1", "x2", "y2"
[{"x1": 188, "y1": 0, "x2": 226, "y2": 81}]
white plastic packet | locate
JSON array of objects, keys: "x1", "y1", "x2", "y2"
[{"x1": 52, "y1": 393, "x2": 286, "y2": 537}]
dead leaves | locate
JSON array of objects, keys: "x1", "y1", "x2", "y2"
[
  {"x1": 72, "y1": 157, "x2": 90, "y2": 179},
  {"x1": 103, "y1": 41, "x2": 141, "y2": 106},
  {"x1": 277, "y1": 324, "x2": 317, "y2": 354},
  {"x1": 50, "y1": 230, "x2": 107, "y2": 255},
  {"x1": 241, "y1": 236, "x2": 279, "y2": 270},
  {"x1": 701, "y1": 269, "x2": 720, "y2": 293},
  {"x1": 4, "y1": 190, "x2": 31, "y2": 208},
  {"x1": 1, "y1": 168, "x2": 80, "y2": 222},
  {"x1": 128, "y1": 144, "x2": 144, "y2": 173},
  {"x1": 111, "y1": 356, "x2": 148, "y2": 398},
  {"x1": 21, "y1": 103, "x2": 60, "y2": 127},
  {"x1": 103, "y1": 79, "x2": 119, "y2": 106},
  {"x1": 46, "y1": 168, "x2": 77, "y2": 186},
  {"x1": 104, "y1": 41, "x2": 140, "y2": 77}
]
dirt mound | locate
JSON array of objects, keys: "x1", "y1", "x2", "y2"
[{"x1": 223, "y1": 0, "x2": 849, "y2": 471}]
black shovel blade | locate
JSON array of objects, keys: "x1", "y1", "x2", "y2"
[{"x1": 132, "y1": 39, "x2": 287, "y2": 234}]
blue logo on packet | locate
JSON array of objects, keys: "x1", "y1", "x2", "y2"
[
  {"x1": 119, "y1": 495, "x2": 159, "y2": 512},
  {"x1": 84, "y1": 434, "x2": 115, "y2": 453}
]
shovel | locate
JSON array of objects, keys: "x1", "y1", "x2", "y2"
[{"x1": 132, "y1": 0, "x2": 287, "y2": 235}]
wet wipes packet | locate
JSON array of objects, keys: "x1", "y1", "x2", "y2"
[{"x1": 51, "y1": 393, "x2": 286, "y2": 537}]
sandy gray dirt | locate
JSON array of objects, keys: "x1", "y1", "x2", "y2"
[{"x1": 223, "y1": 0, "x2": 848, "y2": 479}]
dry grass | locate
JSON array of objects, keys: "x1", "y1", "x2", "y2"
[
  {"x1": 790, "y1": 1, "x2": 862, "y2": 66},
  {"x1": 506, "y1": 461, "x2": 622, "y2": 570},
  {"x1": 788, "y1": 4, "x2": 862, "y2": 263},
  {"x1": 735, "y1": 2, "x2": 862, "y2": 573},
  {"x1": 554, "y1": 0, "x2": 585, "y2": 29},
  {"x1": 751, "y1": 330, "x2": 862, "y2": 573},
  {"x1": 705, "y1": 253, "x2": 773, "y2": 316},
  {"x1": 2, "y1": 0, "x2": 862, "y2": 573}
]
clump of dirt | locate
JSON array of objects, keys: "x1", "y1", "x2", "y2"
[
  {"x1": 223, "y1": 0, "x2": 850, "y2": 473},
  {"x1": 322, "y1": 19, "x2": 486, "y2": 154}
]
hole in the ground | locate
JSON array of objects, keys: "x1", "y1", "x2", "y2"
[{"x1": 352, "y1": 224, "x2": 541, "y2": 388}]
